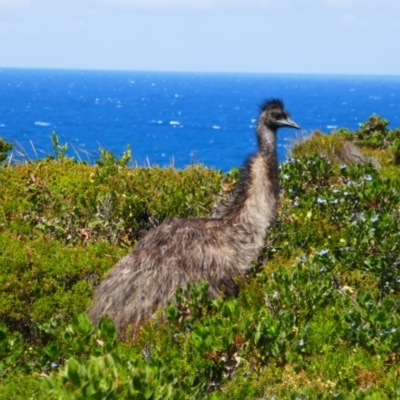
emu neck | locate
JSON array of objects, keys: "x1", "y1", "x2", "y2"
[
  {"x1": 233, "y1": 152, "x2": 279, "y2": 231},
  {"x1": 213, "y1": 120, "x2": 280, "y2": 243},
  {"x1": 257, "y1": 123, "x2": 277, "y2": 157},
  {"x1": 241, "y1": 123, "x2": 279, "y2": 231}
]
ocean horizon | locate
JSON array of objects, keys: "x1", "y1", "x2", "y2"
[{"x1": 1, "y1": 68, "x2": 400, "y2": 171}]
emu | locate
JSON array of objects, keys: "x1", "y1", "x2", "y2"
[{"x1": 88, "y1": 99, "x2": 300, "y2": 339}]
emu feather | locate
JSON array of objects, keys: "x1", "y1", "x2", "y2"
[{"x1": 88, "y1": 99, "x2": 300, "y2": 339}]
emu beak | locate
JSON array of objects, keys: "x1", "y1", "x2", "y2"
[{"x1": 280, "y1": 117, "x2": 301, "y2": 130}]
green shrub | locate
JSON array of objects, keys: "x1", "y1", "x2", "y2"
[
  {"x1": 0, "y1": 137, "x2": 12, "y2": 164},
  {"x1": 1, "y1": 117, "x2": 400, "y2": 398},
  {"x1": 334, "y1": 115, "x2": 400, "y2": 164},
  {"x1": 0, "y1": 159, "x2": 224, "y2": 245}
]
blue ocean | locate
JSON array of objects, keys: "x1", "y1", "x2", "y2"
[{"x1": 1, "y1": 68, "x2": 400, "y2": 171}]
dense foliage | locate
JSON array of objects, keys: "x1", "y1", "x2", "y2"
[
  {"x1": 1, "y1": 116, "x2": 400, "y2": 398},
  {"x1": 0, "y1": 138, "x2": 12, "y2": 164}
]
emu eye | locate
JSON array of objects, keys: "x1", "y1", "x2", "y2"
[{"x1": 272, "y1": 112, "x2": 281, "y2": 119}]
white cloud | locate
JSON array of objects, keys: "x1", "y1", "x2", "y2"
[
  {"x1": 341, "y1": 13, "x2": 368, "y2": 26},
  {"x1": 0, "y1": 0, "x2": 32, "y2": 6},
  {"x1": 325, "y1": 0, "x2": 355, "y2": 7},
  {"x1": 325, "y1": 0, "x2": 400, "y2": 9},
  {"x1": 99, "y1": 0, "x2": 271, "y2": 10},
  {"x1": 98, "y1": 0, "x2": 400, "y2": 14},
  {"x1": 101, "y1": 0, "x2": 213, "y2": 9}
]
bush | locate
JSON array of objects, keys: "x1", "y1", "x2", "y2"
[
  {"x1": 1, "y1": 117, "x2": 400, "y2": 398},
  {"x1": 334, "y1": 115, "x2": 400, "y2": 164},
  {"x1": 0, "y1": 137, "x2": 12, "y2": 164}
]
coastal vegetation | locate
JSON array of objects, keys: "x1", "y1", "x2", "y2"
[{"x1": 1, "y1": 115, "x2": 400, "y2": 398}]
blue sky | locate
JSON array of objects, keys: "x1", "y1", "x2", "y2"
[{"x1": 1, "y1": 0, "x2": 399, "y2": 75}]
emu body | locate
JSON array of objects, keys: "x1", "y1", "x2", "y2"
[{"x1": 89, "y1": 99, "x2": 300, "y2": 338}]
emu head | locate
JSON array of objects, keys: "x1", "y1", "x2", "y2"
[{"x1": 260, "y1": 99, "x2": 300, "y2": 131}]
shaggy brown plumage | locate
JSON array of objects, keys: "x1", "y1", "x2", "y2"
[{"x1": 88, "y1": 99, "x2": 300, "y2": 339}]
